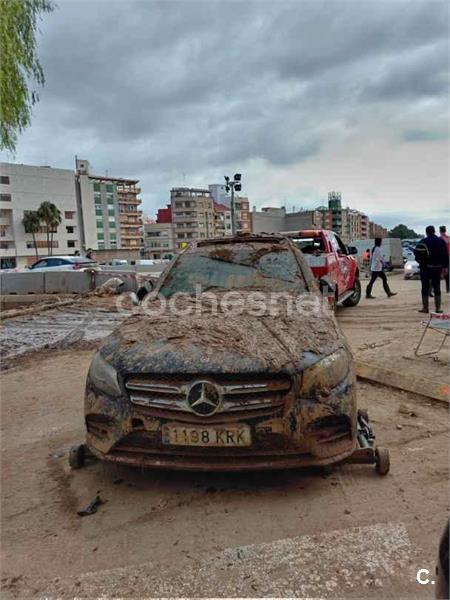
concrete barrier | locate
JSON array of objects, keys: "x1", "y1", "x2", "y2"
[
  {"x1": 0, "y1": 265, "x2": 162, "y2": 296},
  {"x1": 0, "y1": 272, "x2": 45, "y2": 295},
  {"x1": 0, "y1": 269, "x2": 148, "y2": 295},
  {"x1": 44, "y1": 271, "x2": 93, "y2": 294}
]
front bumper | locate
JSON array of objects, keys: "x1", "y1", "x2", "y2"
[{"x1": 84, "y1": 375, "x2": 357, "y2": 471}]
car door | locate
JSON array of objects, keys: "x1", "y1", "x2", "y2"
[
  {"x1": 327, "y1": 233, "x2": 344, "y2": 295},
  {"x1": 332, "y1": 233, "x2": 351, "y2": 294}
]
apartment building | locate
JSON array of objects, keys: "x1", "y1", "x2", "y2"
[
  {"x1": 369, "y1": 221, "x2": 388, "y2": 238},
  {"x1": 234, "y1": 196, "x2": 252, "y2": 233},
  {"x1": 170, "y1": 188, "x2": 216, "y2": 249},
  {"x1": 75, "y1": 158, "x2": 143, "y2": 251},
  {"x1": 214, "y1": 202, "x2": 232, "y2": 236},
  {"x1": 252, "y1": 207, "x2": 330, "y2": 234},
  {"x1": 143, "y1": 221, "x2": 175, "y2": 259},
  {"x1": 0, "y1": 162, "x2": 81, "y2": 268},
  {"x1": 251, "y1": 195, "x2": 372, "y2": 243}
]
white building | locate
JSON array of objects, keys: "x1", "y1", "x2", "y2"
[
  {"x1": 143, "y1": 222, "x2": 175, "y2": 259},
  {"x1": 209, "y1": 184, "x2": 230, "y2": 207},
  {"x1": 75, "y1": 158, "x2": 143, "y2": 252},
  {"x1": 0, "y1": 163, "x2": 81, "y2": 268}
]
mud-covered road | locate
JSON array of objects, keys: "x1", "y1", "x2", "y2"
[{"x1": 1, "y1": 274, "x2": 448, "y2": 598}]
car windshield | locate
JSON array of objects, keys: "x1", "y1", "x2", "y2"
[
  {"x1": 290, "y1": 236, "x2": 325, "y2": 254},
  {"x1": 158, "y1": 243, "x2": 308, "y2": 297}
]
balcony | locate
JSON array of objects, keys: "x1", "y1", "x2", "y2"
[
  {"x1": 121, "y1": 232, "x2": 142, "y2": 239},
  {"x1": 118, "y1": 197, "x2": 141, "y2": 205},
  {"x1": 120, "y1": 221, "x2": 141, "y2": 227}
]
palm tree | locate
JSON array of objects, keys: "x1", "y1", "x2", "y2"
[
  {"x1": 37, "y1": 202, "x2": 61, "y2": 256},
  {"x1": 48, "y1": 206, "x2": 62, "y2": 256},
  {"x1": 22, "y1": 211, "x2": 41, "y2": 260}
]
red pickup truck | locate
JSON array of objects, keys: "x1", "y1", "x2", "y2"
[{"x1": 282, "y1": 229, "x2": 361, "y2": 308}]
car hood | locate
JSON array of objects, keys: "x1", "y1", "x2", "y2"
[{"x1": 100, "y1": 291, "x2": 347, "y2": 376}]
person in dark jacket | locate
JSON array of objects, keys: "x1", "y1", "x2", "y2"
[{"x1": 415, "y1": 225, "x2": 448, "y2": 313}]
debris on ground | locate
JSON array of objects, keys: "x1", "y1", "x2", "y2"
[
  {"x1": 398, "y1": 403, "x2": 418, "y2": 417},
  {"x1": 94, "y1": 278, "x2": 125, "y2": 296},
  {"x1": 77, "y1": 495, "x2": 104, "y2": 517}
]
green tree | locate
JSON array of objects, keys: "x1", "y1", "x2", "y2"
[
  {"x1": 48, "y1": 204, "x2": 61, "y2": 254},
  {"x1": 0, "y1": 0, "x2": 54, "y2": 152},
  {"x1": 37, "y1": 201, "x2": 60, "y2": 255},
  {"x1": 22, "y1": 210, "x2": 41, "y2": 260},
  {"x1": 388, "y1": 224, "x2": 421, "y2": 239}
]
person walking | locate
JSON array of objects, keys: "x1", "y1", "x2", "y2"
[
  {"x1": 366, "y1": 238, "x2": 397, "y2": 299},
  {"x1": 363, "y1": 248, "x2": 371, "y2": 278},
  {"x1": 439, "y1": 225, "x2": 450, "y2": 293},
  {"x1": 415, "y1": 225, "x2": 448, "y2": 313}
]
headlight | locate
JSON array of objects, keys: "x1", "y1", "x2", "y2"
[
  {"x1": 301, "y1": 349, "x2": 350, "y2": 395},
  {"x1": 88, "y1": 352, "x2": 122, "y2": 397}
]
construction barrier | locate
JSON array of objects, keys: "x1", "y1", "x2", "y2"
[{"x1": 0, "y1": 269, "x2": 159, "y2": 295}]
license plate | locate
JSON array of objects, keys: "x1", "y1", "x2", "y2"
[{"x1": 162, "y1": 424, "x2": 251, "y2": 447}]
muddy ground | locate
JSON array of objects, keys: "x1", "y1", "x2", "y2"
[{"x1": 1, "y1": 273, "x2": 448, "y2": 598}]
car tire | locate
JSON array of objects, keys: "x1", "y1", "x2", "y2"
[
  {"x1": 375, "y1": 447, "x2": 390, "y2": 476},
  {"x1": 343, "y1": 278, "x2": 361, "y2": 307}
]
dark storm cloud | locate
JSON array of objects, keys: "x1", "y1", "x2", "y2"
[{"x1": 3, "y1": 0, "x2": 449, "y2": 216}]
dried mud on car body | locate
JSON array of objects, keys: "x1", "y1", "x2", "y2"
[{"x1": 103, "y1": 291, "x2": 344, "y2": 375}]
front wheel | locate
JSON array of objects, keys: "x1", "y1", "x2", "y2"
[
  {"x1": 343, "y1": 278, "x2": 361, "y2": 307},
  {"x1": 375, "y1": 447, "x2": 390, "y2": 476}
]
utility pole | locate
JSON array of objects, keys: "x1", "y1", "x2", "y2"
[{"x1": 224, "y1": 173, "x2": 242, "y2": 235}]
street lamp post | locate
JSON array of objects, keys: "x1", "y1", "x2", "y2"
[{"x1": 224, "y1": 173, "x2": 242, "y2": 235}]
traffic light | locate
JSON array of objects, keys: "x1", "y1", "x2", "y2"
[
  {"x1": 234, "y1": 173, "x2": 241, "y2": 181},
  {"x1": 234, "y1": 184, "x2": 241, "y2": 191}
]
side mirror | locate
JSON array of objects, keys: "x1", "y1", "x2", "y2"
[{"x1": 347, "y1": 246, "x2": 358, "y2": 255}]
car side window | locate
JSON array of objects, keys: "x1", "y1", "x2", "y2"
[
  {"x1": 329, "y1": 234, "x2": 340, "y2": 253},
  {"x1": 46, "y1": 258, "x2": 61, "y2": 267},
  {"x1": 334, "y1": 234, "x2": 348, "y2": 255},
  {"x1": 31, "y1": 260, "x2": 48, "y2": 269}
]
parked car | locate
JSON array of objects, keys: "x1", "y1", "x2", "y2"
[
  {"x1": 24, "y1": 256, "x2": 98, "y2": 272},
  {"x1": 402, "y1": 247, "x2": 415, "y2": 263},
  {"x1": 70, "y1": 234, "x2": 388, "y2": 473},
  {"x1": 110, "y1": 259, "x2": 128, "y2": 266},
  {"x1": 281, "y1": 229, "x2": 361, "y2": 307},
  {"x1": 404, "y1": 260, "x2": 420, "y2": 279}
]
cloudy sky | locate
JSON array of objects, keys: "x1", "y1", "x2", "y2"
[{"x1": 1, "y1": 0, "x2": 448, "y2": 231}]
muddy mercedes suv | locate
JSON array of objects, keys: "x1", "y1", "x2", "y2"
[{"x1": 77, "y1": 234, "x2": 360, "y2": 471}]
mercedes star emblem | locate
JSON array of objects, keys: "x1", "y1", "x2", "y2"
[{"x1": 187, "y1": 381, "x2": 222, "y2": 416}]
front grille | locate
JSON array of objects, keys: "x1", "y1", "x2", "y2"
[{"x1": 125, "y1": 374, "x2": 291, "y2": 415}]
